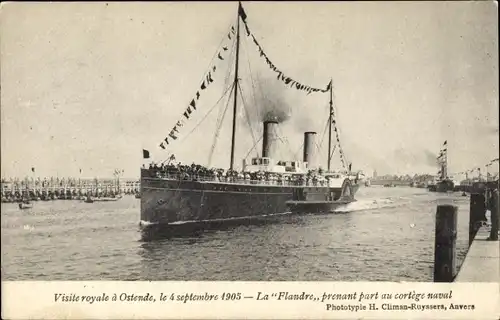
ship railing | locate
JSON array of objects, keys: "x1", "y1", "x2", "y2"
[{"x1": 150, "y1": 172, "x2": 329, "y2": 187}]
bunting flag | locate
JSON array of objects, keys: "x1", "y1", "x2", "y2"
[
  {"x1": 242, "y1": 19, "x2": 330, "y2": 95},
  {"x1": 143, "y1": 149, "x2": 150, "y2": 159},
  {"x1": 157, "y1": 24, "x2": 235, "y2": 151}
]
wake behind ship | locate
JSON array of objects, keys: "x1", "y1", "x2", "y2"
[{"x1": 140, "y1": 3, "x2": 361, "y2": 230}]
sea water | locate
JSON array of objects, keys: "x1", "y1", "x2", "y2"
[{"x1": 1, "y1": 186, "x2": 471, "y2": 281}]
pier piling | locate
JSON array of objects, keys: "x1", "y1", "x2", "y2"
[
  {"x1": 469, "y1": 193, "x2": 487, "y2": 246},
  {"x1": 433, "y1": 204, "x2": 458, "y2": 282},
  {"x1": 488, "y1": 188, "x2": 499, "y2": 241}
]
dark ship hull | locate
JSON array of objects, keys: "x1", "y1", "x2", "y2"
[{"x1": 140, "y1": 169, "x2": 359, "y2": 228}]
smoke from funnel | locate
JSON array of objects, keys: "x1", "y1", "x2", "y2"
[{"x1": 241, "y1": 77, "x2": 292, "y2": 126}]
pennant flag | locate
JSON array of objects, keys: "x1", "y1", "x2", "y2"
[
  {"x1": 164, "y1": 137, "x2": 169, "y2": 145},
  {"x1": 190, "y1": 99, "x2": 196, "y2": 110},
  {"x1": 223, "y1": 46, "x2": 228, "y2": 51},
  {"x1": 201, "y1": 81, "x2": 206, "y2": 90},
  {"x1": 187, "y1": 106, "x2": 193, "y2": 114},
  {"x1": 231, "y1": 26, "x2": 235, "y2": 34},
  {"x1": 196, "y1": 91, "x2": 200, "y2": 100},
  {"x1": 176, "y1": 120, "x2": 184, "y2": 127},
  {"x1": 143, "y1": 149, "x2": 150, "y2": 159},
  {"x1": 238, "y1": 2, "x2": 247, "y2": 22},
  {"x1": 183, "y1": 111, "x2": 190, "y2": 119},
  {"x1": 159, "y1": 143, "x2": 166, "y2": 150},
  {"x1": 443, "y1": 140, "x2": 447, "y2": 145},
  {"x1": 173, "y1": 126, "x2": 179, "y2": 133},
  {"x1": 218, "y1": 53, "x2": 224, "y2": 60},
  {"x1": 213, "y1": 66, "x2": 217, "y2": 72},
  {"x1": 207, "y1": 72, "x2": 214, "y2": 83},
  {"x1": 31, "y1": 167, "x2": 35, "y2": 173},
  {"x1": 326, "y1": 80, "x2": 332, "y2": 91},
  {"x1": 228, "y1": 33, "x2": 232, "y2": 40}
]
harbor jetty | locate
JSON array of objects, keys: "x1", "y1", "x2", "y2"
[
  {"x1": 0, "y1": 178, "x2": 140, "y2": 203},
  {"x1": 433, "y1": 186, "x2": 499, "y2": 282}
]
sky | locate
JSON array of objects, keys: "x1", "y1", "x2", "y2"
[{"x1": 1, "y1": 1, "x2": 498, "y2": 179}]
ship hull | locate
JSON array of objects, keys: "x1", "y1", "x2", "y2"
[{"x1": 140, "y1": 170, "x2": 359, "y2": 231}]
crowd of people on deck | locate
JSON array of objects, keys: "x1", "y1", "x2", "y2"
[{"x1": 143, "y1": 162, "x2": 332, "y2": 186}]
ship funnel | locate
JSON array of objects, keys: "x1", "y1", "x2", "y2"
[
  {"x1": 303, "y1": 131, "x2": 317, "y2": 167},
  {"x1": 262, "y1": 120, "x2": 279, "y2": 159}
]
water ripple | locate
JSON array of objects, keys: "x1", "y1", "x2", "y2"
[{"x1": 1, "y1": 188, "x2": 472, "y2": 281}]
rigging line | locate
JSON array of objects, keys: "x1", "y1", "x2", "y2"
[
  {"x1": 222, "y1": 33, "x2": 238, "y2": 93},
  {"x1": 318, "y1": 112, "x2": 330, "y2": 152},
  {"x1": 276, "y1": 124, "x2": 295, "y2": 160},
  {"x1": 196, "y1": 22, "x2": 235, "y2": 90},
  {"x1": 243, "y1": 32, "x2": 267, "y2": 120},
  {"x1": 294, "y1": 142, "x2": 304, "y2": 160},
  {"x1": 177, "y1": 82, "x2": 235, "y2": 146},
  {"x1": 237, "y1": 82, "x2": 259, "y2": 155},
  {"x1": 214, "y1": 38, "x2": 237, "y2": 138},
  {"x1": 243, "y1": 136, "x2": 263, "y2": 160},
  {"x1": 208, "y1": 83, "x2": 236, "y2": 167},
  {"x1": 241, "y1": 33, "x2": 260, "y2": 118},
  {"x1": 331, "y1": 84, "x2": 348, "y2": 168},
  {"x1": 159, "y1": 23, "x2": 235, "y2": 161}
]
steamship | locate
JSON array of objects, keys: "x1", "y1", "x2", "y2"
[{"x1": 140, "y1": 3, "x2": 360, "y2": 229}]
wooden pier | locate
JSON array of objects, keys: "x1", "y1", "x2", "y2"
[
  {"x1": 433, "y1": 187, "x2": 499, "y2": 282},
  {"x1": 454, "y1": 226, "x2": 499, "y2": 282},
  {"x1": 0, "y1": 178, "x2": 140, "y2": 203}
]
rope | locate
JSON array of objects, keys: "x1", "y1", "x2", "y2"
[
  {"x1": 177, "y1": 83, "x2": 235, "y2": 147},
  {"x1": 242, "y1": 32, "x2": 260, "y2": 120},
  {"x1": 237, "y1": 82, "x2": 259, "y2": 154},
  {"x1": 208, "y1": 83, "x2": 236, "y2": 167},
  {"x1": 243, "y1": 136, "x2": 263, "y2": 160}
]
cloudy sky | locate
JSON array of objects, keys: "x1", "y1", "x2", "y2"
[{"x1": 1, "y1": 1, "x2": 498, "y2": 179}]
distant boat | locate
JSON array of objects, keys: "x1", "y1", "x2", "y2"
[
  {"x1": 19, "y1": 201, "x2": 33, "y2": 210},
  {"x1": 84, "y1": 194, "x2": 94, "y2": 203},
  {"x1": 429, "y1": 141, "x2": 454, "y2": 193}
]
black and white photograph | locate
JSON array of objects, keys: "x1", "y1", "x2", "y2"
[{"x1": 1, "y1": 1, "x2": 498, "y2": 315}]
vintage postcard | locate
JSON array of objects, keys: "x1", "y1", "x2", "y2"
[{"x1": 1, "y1": 1, "x2": 499, "y2": 319}]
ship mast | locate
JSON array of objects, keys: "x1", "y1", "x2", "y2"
[
  {"x1": 327, "y1": 78, "x2": 333, "y2": 172},
  {"x1": 229, "y1": 3, "x2": 242, "y2": 171}
]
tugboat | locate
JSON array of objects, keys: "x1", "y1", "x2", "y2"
[{"x1": 140, "y1": 3, "x2": 359, "y2": 230}]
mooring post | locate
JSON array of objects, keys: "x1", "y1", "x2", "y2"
[
  {"x1": 434, "y1": 204, "x2": 458, "y2": 282},
  {"x1": 469, "y1": 193, "x2": 487, "y2": 247},
  {"x1": 488, "y1": 187, "x2": 499, "y2": 241}
]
